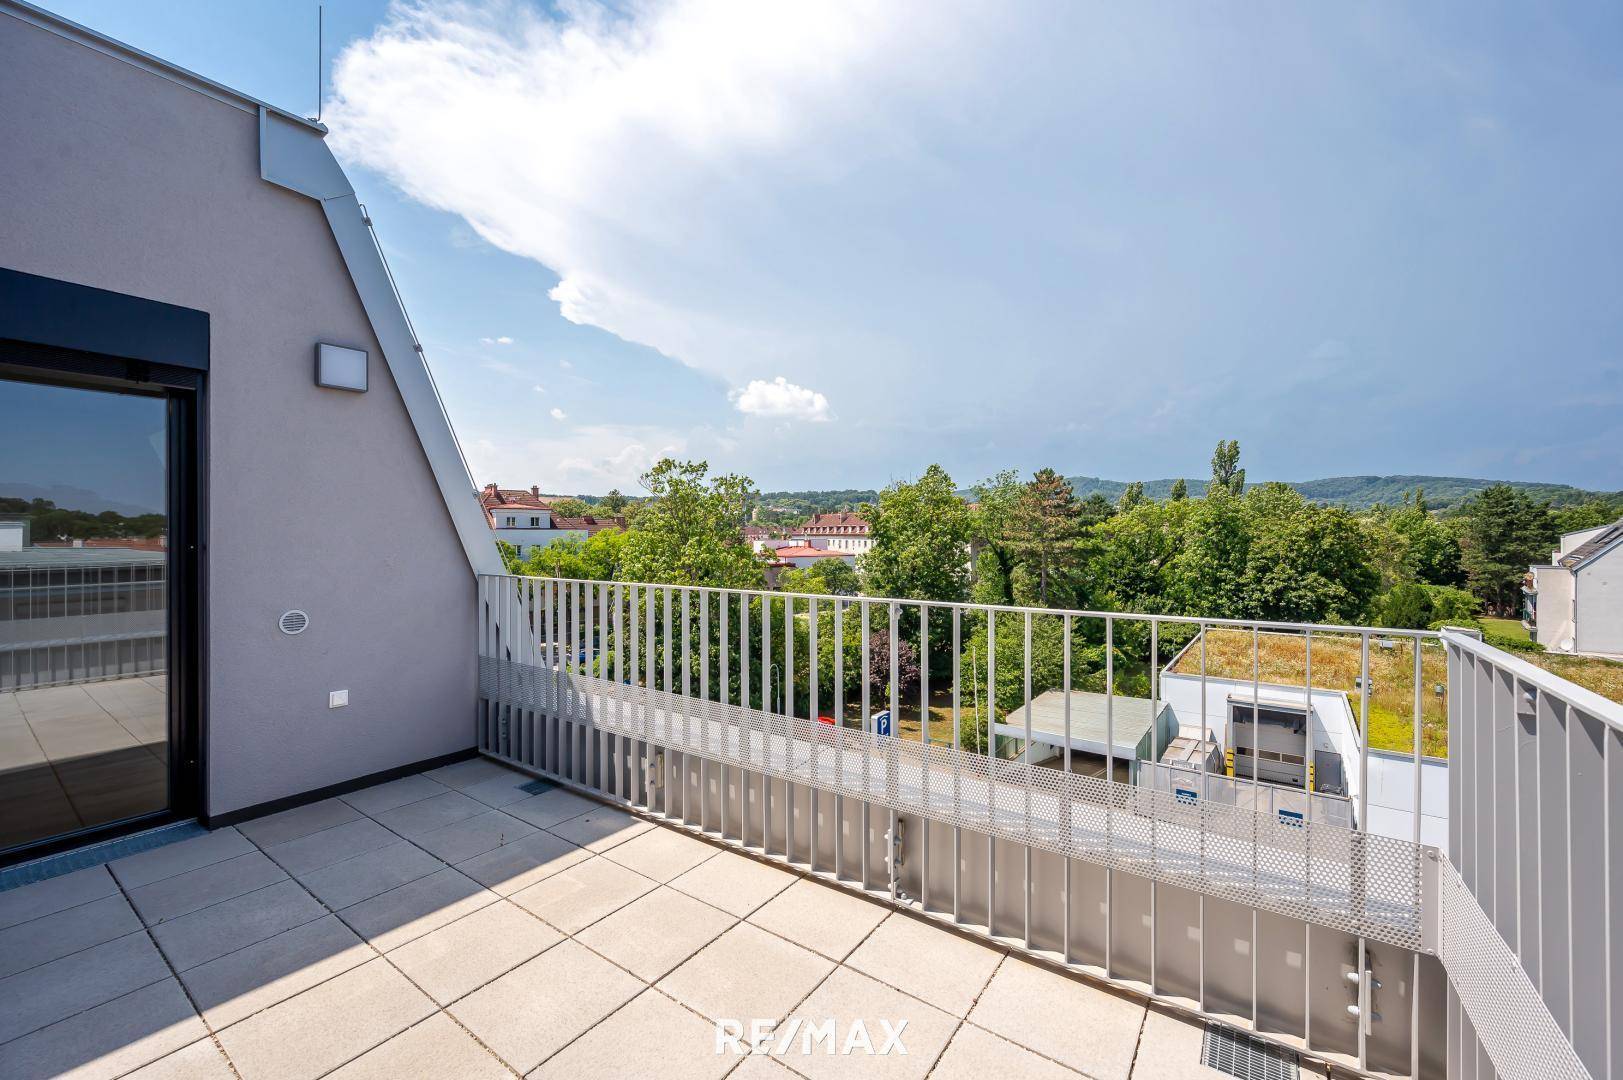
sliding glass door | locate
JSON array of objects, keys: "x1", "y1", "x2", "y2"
[{"x1": 1, "y1": 374, "x2": 179, "y2": 855}]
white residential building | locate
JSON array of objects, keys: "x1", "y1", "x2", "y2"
[
  {"x1": 1525, "y1": 517, "x2": 1623, "y2": 657},
  {"x1": 799, "y1": 512, "x2": 872, "y2": 554},
  {"x1": 479, "y1": 484, "x2": 625, "y2": 559}
]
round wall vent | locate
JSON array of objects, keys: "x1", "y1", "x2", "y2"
[{"x1": 278, "y1": 610, "x2": 310, "y2": 636}]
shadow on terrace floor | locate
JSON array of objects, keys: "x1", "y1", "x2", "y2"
[{"x1": 0, "y1": 757, "x2": 1321, "y2": 1080}]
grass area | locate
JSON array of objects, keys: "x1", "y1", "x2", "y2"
[
  {"x1": 1532, "y1": 652, "x2": 1623, "y2": 704},
  {"x1": 1167, "y1": 627, "x2": 1623, "y2": 756},
  {"x1": 1479, "y1": 617, "x2": 1530, "y2": 642},
  {"x1": 1168, "y1": 628, "x2": 1449, "y2": 755},
  {"x1": 832, "y1": 689, "x2": 961, "y2": 747}
]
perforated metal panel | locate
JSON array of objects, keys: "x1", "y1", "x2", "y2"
[
  {"x1": 1438, "y1": 825, "x2": 1594, "y2": 1080},
  {"x1": 479, "y1": 656, "x2": 1428, "y2": 950}
]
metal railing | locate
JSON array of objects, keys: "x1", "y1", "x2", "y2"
[
  {"x1": 476, "y1": 575, "x2": 1463, "y2": 1073},
  {"x1": 0, "y1": 559, "x2": 167, "y2": 690},
  {"x1": 475, "y1": 574, "x2": 1614, "y2": 1079},
  {"x1": 1441, "y1": 631, "x2": 1620, "y2": 1080}
]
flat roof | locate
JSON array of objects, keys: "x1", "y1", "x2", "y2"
[
  {"x1": 0, "y1": 547, "x2": 165, "y2": 568},
  {"x1": 993, "y1": 689, "x2": 1170, "y2": 757}
]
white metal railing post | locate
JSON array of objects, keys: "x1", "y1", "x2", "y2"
[
  {"x1": 834, "y1": 597, "x2": 844, "y2": 879},
  {"x1": 987, "y1": 605, "x2": 996, "y2": 932},
  {"x1": 887, "y1": 600, "x2": 899, "y2": 900},
  {"x1": 809, "y1": 595, "x2": 818, "y2": 867}
]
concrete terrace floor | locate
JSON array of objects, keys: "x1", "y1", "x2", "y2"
[
  {"x1": 0, "y1": 757, "x2": 1321, "y2": 1080},
  {"x1": 0, "y1": 677, "x2": 169, "y2": 849}
]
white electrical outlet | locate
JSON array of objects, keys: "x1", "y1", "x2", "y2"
[{"x1": 329, "y1": 690, "x2": 349, "y2": 709}]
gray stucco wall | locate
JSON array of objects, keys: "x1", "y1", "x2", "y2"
[
  {"x1": 1576, "y1": 556, "x2": 1623, "y2": 656},
  {"x1": 0, "y1": 13, "x2": 478, "y2": 814}
]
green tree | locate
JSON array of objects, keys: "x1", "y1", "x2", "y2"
[
  {"x1": 1364, "y1": 488, "x2": 1465, "y2": 589},
  {"x1": 970, "y1": 549, "x2": 1012, "y2": 606},
  {"x1": 1380, "y1": 582, "x2": 1434, "y2": 629},
  {"x1": 1088, "y1": 498, "x2": 1191, "y2": 616},
  {"x1": 1553, "y1": 498, "x2": 1621, "y2": 534},
  {"x1": 1117, "y1": 481, "x2": 1146, "y2": 512},
  {"x1": 1092, "y1": 482, "x2": 1379, "y2": 624},
  {"x1": 1233, "y1": 484, "x2": 1378, "y2": 623},
  {"x1": 549, "y1": 497, "x2": 591, "y2": 518},
  {"x1": 968, "y1": 471, "x2": 1022, "y2": 604},
  {"x1": 522, "y1": 528, "x2": 627, "y2": 580},
  {"x1": 1460, "y1": 485, "x2": 1557, "y2": 615},
  {"x1": 1077, "y1": 493, "x2": 1116, "y2": 527},
  {"x1": 862, "y1": 464, "x2": 971, "y2": 602},
  {"x1": 777, "y1": 558, "x2": 861, "y2": 596},
  {"x1": 1007, "y1": 469, "x2": 1084, "y2": 607},
  {"x1": 1168, "y1": 478, "x2": 1188, "y2": 501},
  {"x1": 1167, "y1": 490, "x2": 1250, "y2": 616},
  {"x1": 1210, "y1": 439, "x2": 1245, "y2": 496},
  {"x1": 0, "y1": 496, "x2": 165, "y2": 541},
  {"x1": 1421, "y1": 584, "x2": 1480, "y2": 624},
  {"x1": 618, "y1": 459, "x2": 764, "y2": 588},
  {"x1": 598, "y1": 489, "x2": 629, "y2": 514}
]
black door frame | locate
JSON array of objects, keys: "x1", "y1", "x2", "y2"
[{"x1": 0, "y1": 267, "x2": 208, "y2": 866}]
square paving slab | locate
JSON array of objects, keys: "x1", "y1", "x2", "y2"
[{"x1": 0, "y1": 758, "x2": 1282, "y2": 1080}]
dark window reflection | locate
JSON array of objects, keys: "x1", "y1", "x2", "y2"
[{"x1": 1, "y1": 377, "x2": 170, "y2": 851}]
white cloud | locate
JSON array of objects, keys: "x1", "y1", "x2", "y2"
[
  {"x1": 729, "y1": 376, "x2": 831, "y2": 422},
  {"x1": 478, "y1": 335, "x2": 515, "y2": 346},
  {"x1": 327, "y1": 0, "x2": 997, "y2": 397},
  {"x1": 331, "y1": 2, "x2": 1623, "y2": 489},
  {"x1": 558, "y1": 359, "x2": 573, "y2": 370},
  {"x1": 550, "y1": 407, "x2": 568, "y2": 421},
  {"x1": 532, "y1": 384, "x2": 546, "y2": 394}
]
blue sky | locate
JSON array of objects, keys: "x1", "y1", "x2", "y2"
[{"x1": 35, "y1": 1, "x2": 1623, "y2": 495}]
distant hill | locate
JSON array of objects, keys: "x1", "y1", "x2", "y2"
[
  {"x1": 1064, "y1": 474, "x2": 1614, "y2": 511},
  {"x1": 757, "y1": 489, "x2": 879, "y2": 512},
  {"x1": 0, "y1": 482, "x2": 162, "y2": 517},
  {"x1": 604, "y1": 475, "x2": 1617, "y2": 517}
]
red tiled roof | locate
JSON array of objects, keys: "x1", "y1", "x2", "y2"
[
  {"x1": 481, "y1": 484, "x2": 560, "y2": 527},
  {"x1": 33, "y1": 537, "x2": 166, "y2": 551},
  {"x1": 802, "y1": 512, "x2": 869, "y2": 534},
  {"x1": 551, "y1": 515, "x2": 626, "y2": 534},
  {"x1": 771, "y1": 545, "x2": 849, "y2": 558}
]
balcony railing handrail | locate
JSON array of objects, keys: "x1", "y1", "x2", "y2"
[
  {"x1": 495, "y1": 570, "x2": 1443, "y2": 640},
  {"x1": 1442, "y1": 626, "x2": 1623, "y2": 733}
]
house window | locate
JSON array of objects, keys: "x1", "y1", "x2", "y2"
[
  {"x1": 504, "y1": 516, "x2": 516, "y2": 527},
  {"x1": 529, "y1": 516, "x2": 540, "y2": 527}
]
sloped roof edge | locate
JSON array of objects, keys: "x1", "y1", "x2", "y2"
[{"x1": 3, "y1": 0, "x2": 324, "y2": 133}]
